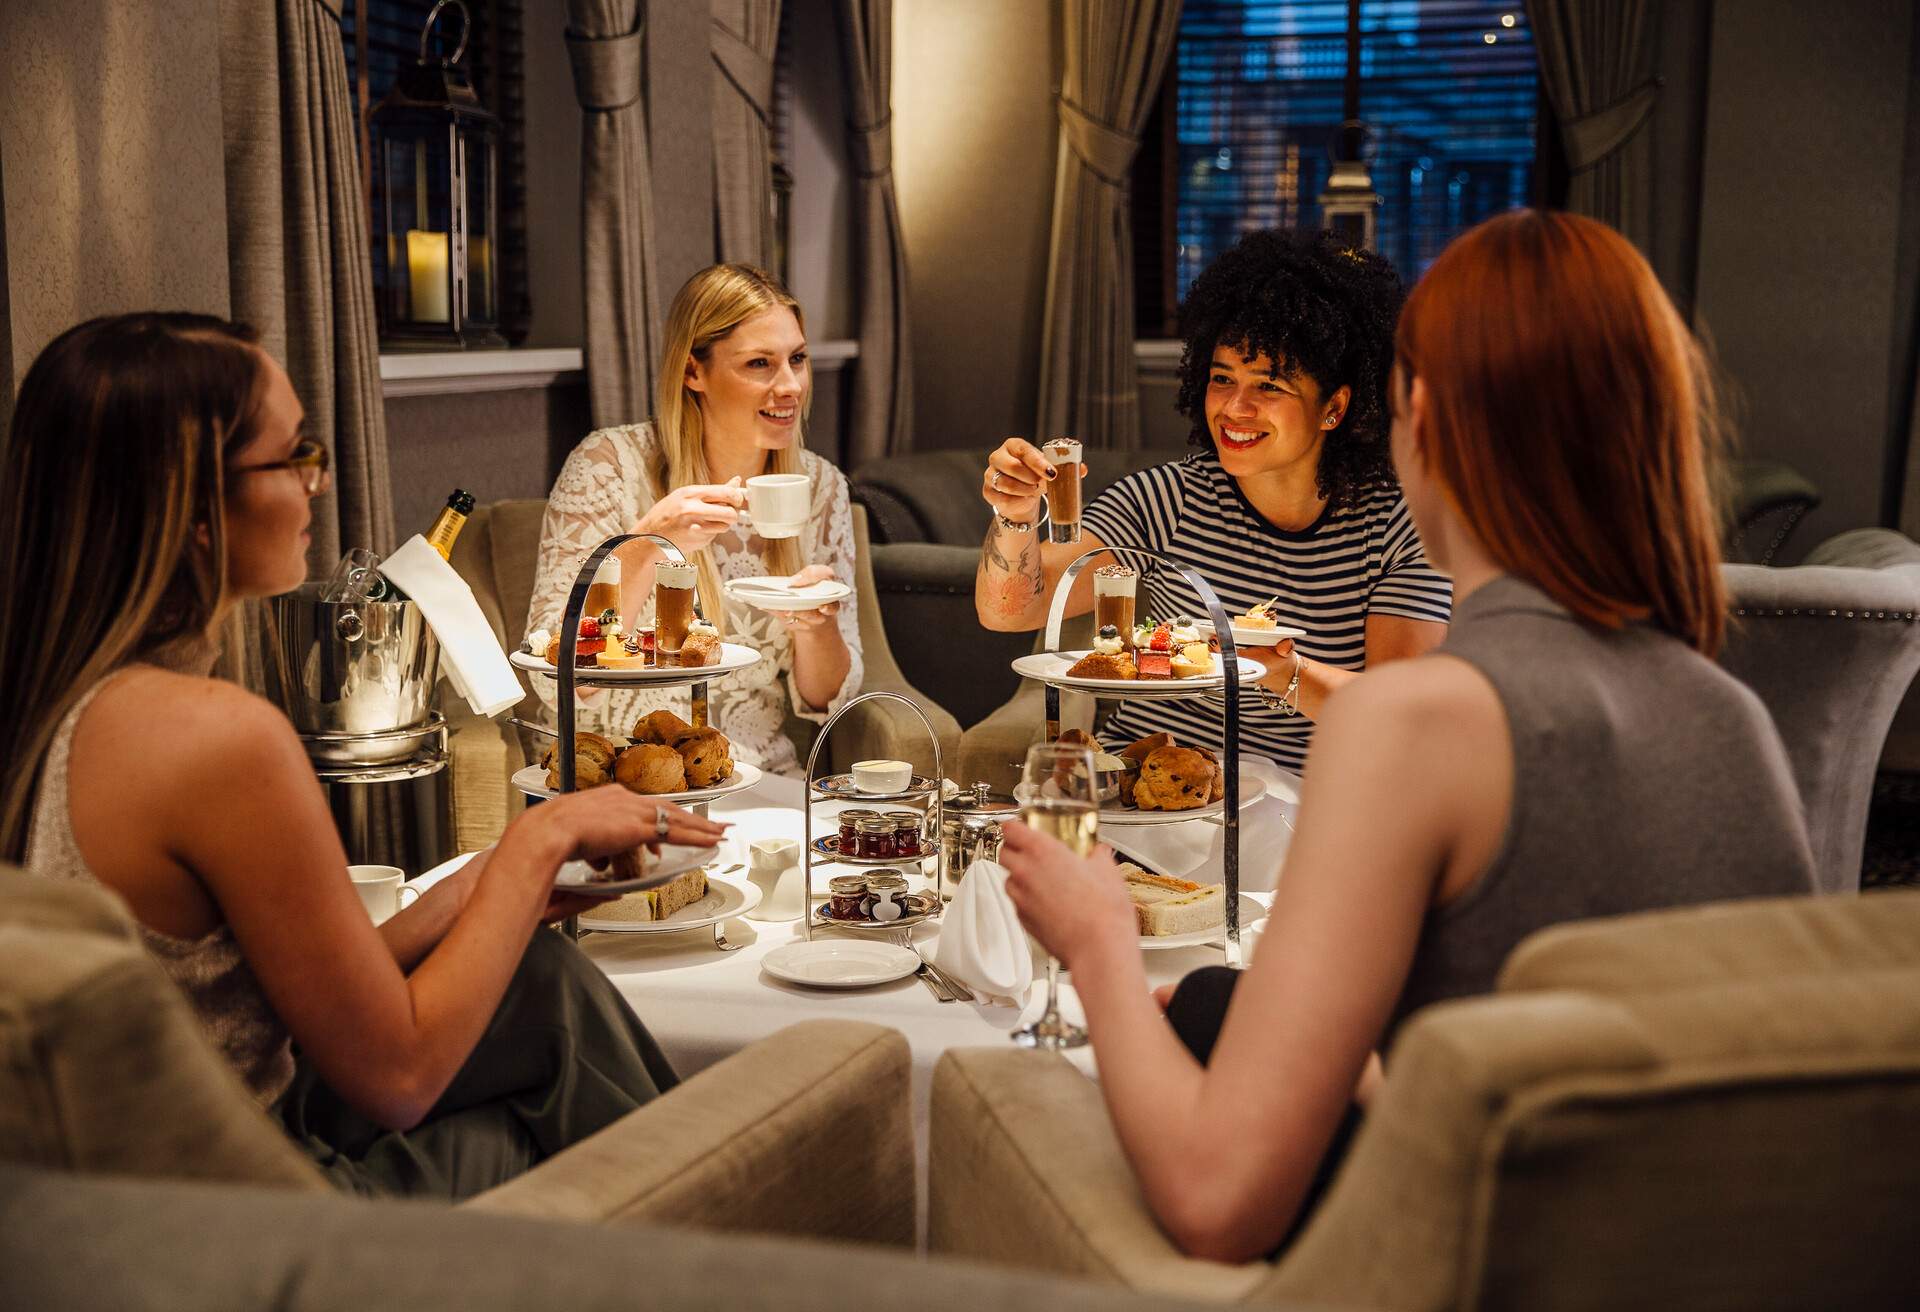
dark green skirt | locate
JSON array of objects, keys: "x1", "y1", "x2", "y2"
[{"x1": 276, "y1": 927, "x2": 679, "y2": 1200}]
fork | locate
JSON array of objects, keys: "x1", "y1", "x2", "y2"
[{"x1": 893, "y1": 930, "x2": 969, "y2": 1002}]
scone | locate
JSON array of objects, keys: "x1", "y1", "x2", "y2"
[
  {"x1": 634, "y1": 709, "x2": 693, "y2": 746},
  {"x1": 614, "y1": 742, "x2": 687, "y2": 795},
  {"x1": 540, "y1": 731, "x2": 620, "y2": 789},
  {"x1": 1133, "y1": 745, "x2": 1216, "y2": 811},
  {"x1": 674, "y1": 727, "x2": 734, "y2": 788}
]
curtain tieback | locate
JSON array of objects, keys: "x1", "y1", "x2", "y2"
[
  {"x1": 1561, "y1": 78, "x2": 1662, "y2": 173},
  {"x1": 712, "y1": 21, "x2": 775, "y2": 123},
  {"x1": 849, "y1": 114, "x2": 894, "y2": 179},
  {"x1": 1057, "y1": 96, "x2": 1139, "y2": 188},
  {"x1": 566, "y1": 26, "x2": 644, "y2": 112}
]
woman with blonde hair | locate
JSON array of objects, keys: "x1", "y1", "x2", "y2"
[
  {"x1": 999, "y1": 211, "x2": 1816, "y2": 1261},
  {"x1": 1, "y1": 312, "x2": 726, "y2": 1197},
  {"x1": 529, "y1": 263, "x2": 861, "y2": 774}
]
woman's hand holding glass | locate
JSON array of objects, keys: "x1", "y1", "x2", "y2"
[
  {"x1": 631, "y1": 478, "x2": 747, "y2": 555},
  {"x1": 768, "y1": 563, "x2": 842, "y2": 634},
  {"x1": 982, "y1": 438, "x2": 1089, "y2": 527},
  {"x1": 1000, "y1": 820, "x2": 1133, "y2": 970}
]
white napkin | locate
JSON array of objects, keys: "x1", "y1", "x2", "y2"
[
  {"x1": 932, "y1": 859, "x2": 1033, "y2": 1005},
  {"x1": 379, "y1": 534, "x2": 523, "y2": 718},
  {"x1": 1107, "y1": 756, "x2": 1300, "y2": 892}
]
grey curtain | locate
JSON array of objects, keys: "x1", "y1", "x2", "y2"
[
  {"x1": 834, "y1": 0, "x2": 911, "y2": 464},
  {"x1": 710, "y1": 0, "x2": 781, "y2": 268},
  {"x1": 222, "y1": 0, "x2": 395, "y2": 571},
  {"x1": 1525, "y1": 0, "x2": 1660, "y2": 253},
  {"x1": 1035, "y1": 0, "x2": 1181, "y2": 452},
  {"x1": 567, "y1": 0, "x2": 662, "y2": 429}
]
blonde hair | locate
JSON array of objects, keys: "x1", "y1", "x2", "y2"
[
  {"x1": 0, "y1": 313, "x2": 265, "y2": 861},
  {"x1": 649, "y1": 263, "x2": 812, "y2": 635}
]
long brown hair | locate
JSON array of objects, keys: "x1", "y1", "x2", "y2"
[
  {"x1": 650, "y1": 263, "x2": 810, "y2": 635},
  {"x1": 1396, "y1": 210, "x2": 1728, "y2": 654},
  {"x1": 0, "y1": 313, "x2": 266, "y2": 861}
]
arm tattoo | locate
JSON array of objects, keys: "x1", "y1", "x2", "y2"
[{"x1": 980, "y1": 521, "x2": 1046, "y2": 621}]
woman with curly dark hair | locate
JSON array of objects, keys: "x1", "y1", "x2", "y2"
[{"x1": 974, "y1": 228, "x2": 1450, "y2": 769}]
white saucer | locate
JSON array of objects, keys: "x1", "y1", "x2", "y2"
[
  {"x1": 553, "y1": 842, "x2": 721, "y2": 898},
  {"x1": 1193, "y1": 619, "x2": 1306, "y2": 648},
  {"x1": 724, "y1": 576, "x2": 853, "y2": 613},
  {"x1": 761, "y1": 940, "x2": 920, "y2": 989}
]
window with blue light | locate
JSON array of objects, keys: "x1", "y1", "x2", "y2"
[{"x1": 1167, "y1": 1, "x2": 1538, "y2": 293}]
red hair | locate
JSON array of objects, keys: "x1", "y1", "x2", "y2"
[{"x1": 1396, "y1": 210, "x2": 1727, "y2": 654}]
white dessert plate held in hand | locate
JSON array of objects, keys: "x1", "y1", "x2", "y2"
[
  {"x1": 723, "y1": 576, "x2": 853, "y2": 613},
  {"x1": 1193, "y1": 619, "x2": 1307, "y2": 648},
  {"x1": 762, "y1": 940, "x2": 921, "y2": 989},
  {"x1": 551, "y1": 842, "x2": 720, "y2": 898}
]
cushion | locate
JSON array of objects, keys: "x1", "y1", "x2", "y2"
[{"x1": 0, "y1": 867, "x2": 325, "y2": 1190}]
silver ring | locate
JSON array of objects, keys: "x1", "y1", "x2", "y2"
[
  {"x1": 655, "y1": 810, "x2": 671, "y2": 841},
  {"x1": 989, "y1": 471, "x2": 1003, "y2": 493}
]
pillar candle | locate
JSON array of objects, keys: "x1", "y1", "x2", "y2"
[{"x1": 407, "y1": 230, "x2": 450, "y2": 323}]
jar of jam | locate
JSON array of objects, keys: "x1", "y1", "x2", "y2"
[
  {"x1": 883, "y1": 809, "x2": 923, "y2": 857},
  {"x1": 827, "y1": 874, "x2": 868, "y2": 920},
  {"x1": 854, "y1": 814, "x2": 897, "y2": 860},
  {"x1": 863, "y1": 871, "x2": 910, "y2": 920},
  {"x1": 836, "y1": 808, "x2": 880, "y2": 855}
]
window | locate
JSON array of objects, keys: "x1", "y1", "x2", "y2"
[
  {"x1": 1138, "y1": 0, "x2": 1541, "y2": 334},
  {"x1": 341, "y1": 0, "x2": 529, "y2": 343}
]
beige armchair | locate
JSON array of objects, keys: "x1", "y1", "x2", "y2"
[
  {"x1": 441, "y1": 500, "x2": 960, "y2": 851},
  {"x1": 929, "y1": 890, "x2": 1920, "y2": 1309},
  {"x1": 0, "y1": 866, "x2": 914, "y2": 1247}
]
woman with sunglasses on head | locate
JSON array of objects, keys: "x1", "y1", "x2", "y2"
[
  {"x1": 0, "y1": 313, "x2": 726, "y2": 1198},
  {"x1": 998, "y1": 212, "x2": 1817, "y2": 1261}
]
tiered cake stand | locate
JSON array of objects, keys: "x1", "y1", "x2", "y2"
[
  {"x1": 1019, "y1": 547, "x2": 1255, "y2": 967},
  {"x1": 516, "y1": 532, "x2": 764, "y2": 942},
  {"x1": 799, "y1": 690, "x2": 948, "y2": 940}
]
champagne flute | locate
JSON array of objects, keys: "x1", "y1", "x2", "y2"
[{"x1": 1010, "y1": 741, "x2": 1099, "y2": 1050}]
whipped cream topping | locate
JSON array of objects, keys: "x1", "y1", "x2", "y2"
[
  {"x1": 1092, "y1": 625, "x2": 1124, "y2": 656},
  {"x1": 688, "y1": 619, "x2": 719, "y2": 638},
  {"x1": 526, "y1": 628, "x2": 552, "y2": 653}
]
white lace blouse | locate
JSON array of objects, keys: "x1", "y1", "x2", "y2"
[{"x1": 526, "y1": 422, "x2": 863, "y2": 777}]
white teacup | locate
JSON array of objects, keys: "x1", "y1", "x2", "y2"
[
  {"x1": 349, "y1": 864, "x2": 419, "y2": 925},
  {"x1": 746, "y1": 473, "x2": 810, "y2": 540},
  {"x1": 744, "y1": 838, "x2": 803, "y2": 922}
]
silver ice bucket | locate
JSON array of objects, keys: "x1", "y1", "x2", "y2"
[{"x1": 267, "y1": 583, "x2": 441, "y2": 761}]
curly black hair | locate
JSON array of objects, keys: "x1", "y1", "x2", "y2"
[{"x1": 1175, "y1": 228, "x2": 1406, "y2": 508}]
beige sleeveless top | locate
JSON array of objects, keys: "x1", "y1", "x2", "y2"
[{"x1": 25, "y1": 671, "x2": 295, "y2": 1106}]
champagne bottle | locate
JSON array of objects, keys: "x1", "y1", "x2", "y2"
[{"x1": 424, "y1": 489, "x2": 475, "y2": 561}]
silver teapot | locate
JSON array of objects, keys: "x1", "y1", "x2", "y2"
[{"x1": 938, "y1": 782, "x2": 1019, "y2": 897}]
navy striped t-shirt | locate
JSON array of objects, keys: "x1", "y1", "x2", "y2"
[{"x1": 1080, "y1": 454, "x2": 1452, "y2": 771}]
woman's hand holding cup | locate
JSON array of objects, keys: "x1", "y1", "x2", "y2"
[
  {"x1": 633, "y1": 478, "x2": 746, "y2": 554},
  {"x1": 983, "y1": 438, "x2": 1084, "y2": 527}
]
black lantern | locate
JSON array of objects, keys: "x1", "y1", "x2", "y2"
[
  {"x1": 369, "y1": 0, "x2": 504, "y2": 348},
  {"x1": 1317, "y1": 120, "x2": 1380, "y2": 252}
]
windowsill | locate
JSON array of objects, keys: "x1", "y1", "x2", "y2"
[
  {"x1": 379, "y1": 340, "x2": 861, "y2": 399},
  {"x1": 1135, "y1": 339, "x2": 1183, "y2": 380}
]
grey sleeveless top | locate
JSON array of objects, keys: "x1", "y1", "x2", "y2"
[
  {"x1": 1387, "y1": 575, "x2": 1817, "y2": 1044},
  {"x1": 25, "y1": 672, "x2": 295, "y2": 1105}
]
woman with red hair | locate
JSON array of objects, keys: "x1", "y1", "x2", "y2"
[{"x1": 999, "y1": 210, "x2": 1817, "y2": 1261}]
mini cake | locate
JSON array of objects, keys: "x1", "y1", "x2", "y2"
[
  {"x1": 1169, "y1": 641, "x2": 1216, "y2": 679},
  {"x1": 678, "y1": 618, "x2": 722, "y2": 668},
  {"x1": 545, "y1": 612, "x2": 611, "y2": 667},
  {"x1": 598, "y1": 631, "x2": 650, "y2": 669},
  {"x1": 1238, "y1": 598, "x2": 1281, "y2": 630},
  {"x1": 1065, "y1": 625, "x2": 1136, "y2": 680}
]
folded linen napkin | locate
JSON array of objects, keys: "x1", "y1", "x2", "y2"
[
  {"x1": 1108, "y1": 756, "x2": 1299, "y2": 892},
  {"x1": 931, "y1": 859, "x2": 1033, "y2": 1005},
  {"x1": 380, "y1": 534, "x2": 523, "y2": 718}
]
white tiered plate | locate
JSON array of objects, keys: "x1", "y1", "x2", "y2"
[
  {"x1": 1193, "y1": 619, "x2": 1306, "y2": 648},
  {"x1": 1014, "y1": 776, "x2": 1267, "y2": 827},
  {"x1": 1011, "y1": 650, "x2": 1267, "y2": 698},
  {"x1": 512, "y1": 760, "x2": 763, "y2": 804},
  {"x1": 577, "y1": 875, "x2": 760, "y2": 933},
  {"x1": 511, "y1": 642, "x2": 761, "y2": 682}
]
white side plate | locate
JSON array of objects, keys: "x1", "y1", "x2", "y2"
[{"x1": 761, "y1": 940, "x2": 920, "y2": 989}]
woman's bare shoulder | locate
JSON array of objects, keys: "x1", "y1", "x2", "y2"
[
  {"x1": 88, "y1": 668, "x2": 307, "y2": 777},
  {"x1": 1319, "y1": 652, "x2": 1503, "y2": 760}
]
